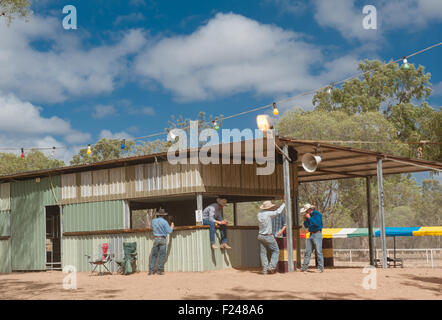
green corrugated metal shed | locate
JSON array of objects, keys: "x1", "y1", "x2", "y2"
[
  {"x1": 0, "y1": 239, "x2": 11, "y2": 273},
  {"x1": 63, "y1": 200, "x2": 125, "y2": 232},
  {"x1": 0, "y1": 211, "x2": 10, "y2": 236},
  {"x1": 10, "y1": 176, "x2": 61, "y2": 271},
  {"x1": 0, "y1": 209, "x2": 11, "y2": 273}
]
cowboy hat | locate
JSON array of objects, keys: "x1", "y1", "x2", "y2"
[
  {"x1": 259, "y1": 200, "x2": 277, "y2": 210},
  {"x1": 216, "y1": 197, "x2": 228, "y2": 206},
  {"x1": 300, "y1": 203, "x2": 315, "y2": 214},
  {"x1": 156, "y1": 208, "x2": 168, "y2": 216}
]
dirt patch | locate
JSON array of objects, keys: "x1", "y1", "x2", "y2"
[{"x1": 0, "y1": 267, "x2": 440, "y2": 300}]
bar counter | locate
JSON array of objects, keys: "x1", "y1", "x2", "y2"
[{"x1": 62, "y1": 225, "x2": 260, "y2": 272}]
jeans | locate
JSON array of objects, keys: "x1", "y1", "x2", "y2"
[
  {"x1": 257, "y1": 234, "x2": 279, "y2": 272},
  {"x1": 149, "y1": 237, "x2": 167, "y2": 273},
  {"x1": 301, "y1": 232, "x2": 324, "y2": 271},
  {"x1": 203, "y1": 219, "x2": 227, "y2": 244}
]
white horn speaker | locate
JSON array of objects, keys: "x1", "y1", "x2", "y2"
[{"x1": 301, "y1": 153, "x2": 322, "y2": 173}]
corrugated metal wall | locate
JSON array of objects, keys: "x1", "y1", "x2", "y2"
[
  {"x1": 0, "y1": 183, "x2": 10, "y2": 211},
  {"x1": 0, "y1": 239, "x2": 11, "y2": 273},
  {"x1": 59, "y1": 161, "x2": 285, "y2": 206},
  {"x1": 0, "y1": 211, "x2": 10, "y2": 236},
  {"x1": 61, "y1": 163, "x2": 205, "y2": 205},
  {"x1": 62, "y1": 228, "x2": 260, "y2": 272},
  {"x1": 63, "y1": 200, "x2": 125, "y2": 232},
  {"x1": 10, "y1": 176, "x2": 61, "y2": 271}
]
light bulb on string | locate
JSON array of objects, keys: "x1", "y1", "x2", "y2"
[
  {"x1": 121, "y1": 139, "x2": 126, "y2": 150},
  {"x1": 169, "y1": 129, "x2": 177, "y2": 140},
  {"x1": 402, "y1": 56, "x2": 410, "y2": 70},
  {"x1": 256, "y1": 115, "x2": 273, "y2": 132},
  {"x1": 272, "y1": 102, "x2": 279, "y2": 115},
  {"x1": 327, "y1": 83, "x2": 334, "y2": 94},
  {"x1": 213, "y1": 121, "x2": 220, "y2": 131},
  {"x1": 87, "y1": 144, "x2": 92, "y2": 155},
  {"x1": 51, "y1": 147, "x2": 56, "y2": 157},
  {"x1": 21, "y1": 148, "x2": 25, "y2": 158}
]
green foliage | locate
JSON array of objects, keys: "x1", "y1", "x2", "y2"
[
  {"x1": 69, "y1": 112, "x2": 223, "y2": 165},
  {"x1": 312, "y1": 60, "x2": 440, "y2": 161},
  {"x1": 313, "y1": 60, "x2": 431, "y2": 114},
  {"x1": 0, "y1": 0, "x2": 32, "y2": 24},
  {"x1": 134, "y1": 139, "x2": 171, "y2": 156},
  {"x1": 0, "y1": 149, "x2": 65, "y2": 175},
  {"x1": 277, "y1": 109, "x2": 410, "y2": 155},
  {"x1": 70, "y1": 138, "x2": 136, "y2": 165}
]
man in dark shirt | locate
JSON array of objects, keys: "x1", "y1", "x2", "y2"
[{"x1": 300, "y1": 204, "x2": 324, "y2": 273}]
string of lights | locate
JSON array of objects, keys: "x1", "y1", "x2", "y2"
[{"x1": 2, "y1": 41, "x2": 441, "y2": 157}]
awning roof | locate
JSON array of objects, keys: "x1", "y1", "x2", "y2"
[
  {"x1": 0, "y1": 135, "x2": 440, "y2": 183},
  {"x1": 277, "y1": 136, "x2": 442, "y2": 183}
]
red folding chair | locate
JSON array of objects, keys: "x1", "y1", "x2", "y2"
[{"x1": 85, "y1": 243, "x2": 114, "y2": 275}]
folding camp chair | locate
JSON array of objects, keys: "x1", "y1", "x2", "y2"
[
  {"x1": 85, "y1": 243, "x2": 114, "y2": 275},
  {"x1": 115, "y1": 242, "x2": 137, "y2": 275}
]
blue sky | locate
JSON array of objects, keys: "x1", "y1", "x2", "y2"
[{"x1": 0, "y1": 0, "x2": 441, "y2": 174}]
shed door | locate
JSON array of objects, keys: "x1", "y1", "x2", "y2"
[{"x1": 46, "y1": 206, "x2": 61, "y2": 270}]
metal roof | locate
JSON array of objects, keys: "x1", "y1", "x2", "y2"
[
  {"x1": 0, "y1": 135, "x2": 440, "y2": 183},
  {"x1": 276, "y1": 136, "x2": 442, "y2": 182}
]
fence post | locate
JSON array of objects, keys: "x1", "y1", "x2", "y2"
[
  {"x1": 431, "y1": 249, "x2": 434, "y2": 269},
  {"x1": 349, "y1": 250, "x2": 352, "y2": 263}
]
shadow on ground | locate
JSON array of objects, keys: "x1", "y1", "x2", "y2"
[
  {"x1": 399, "y1": 274, "x2": 442, "y2": 295},
  {"x1": 184, "y1": 286, "x2": 369, "y2": 300},
  {"x1": 0, "y1": 278, "x2": 124, "y2": 300}
]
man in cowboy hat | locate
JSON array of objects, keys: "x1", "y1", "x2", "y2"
[
  {"x1": 202, "y1": 197, "x2": 231, "y2": 250},
  {"x1": 300, "y1": 203, "x2": 324, "y2": 273},
  {"x1": 148, "y1": 208, "x2": 174, "y2": 275},
  {"x1": 257, "y1": 199, "x2": 286, "y2": 274}
]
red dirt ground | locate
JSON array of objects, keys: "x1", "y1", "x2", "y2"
[{"x1": 0, "y1": 267, "x2": 440, "y2": 300}]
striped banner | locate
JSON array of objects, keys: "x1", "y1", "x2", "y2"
[{"x1": 300, "y1": 226, "x2": 441, "y2": 239}]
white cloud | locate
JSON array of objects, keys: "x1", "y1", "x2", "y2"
[
  {"x1": 99, "y1": 130, "x2": 134, "y2": 140},
  {"x1": 131, "y1": 106, "x2": 155, "y2": 116},
  {"x1": 135, "y1": 13, "x2": 362, "y2": 101},
  {"x1": 0, "y1": 94, "x2": 91, "y2": 157},
  {"x1": 311, "y1": 0, "x2": 442, "y2": 41},
  {"x1": 312, "y1": 0, "x2": 380, "y2": 41},
  {"x1": 0, "y1": 15, "x2": 147, "y2": 103},
  {"x1": 92, "y1": 104, "x2": 117, "y2": 119},
  {"x1": 431, "y1": 81, "x2": 442, "y2": 97},
  {"x1": 380, "y1": 0, "x2": 442, "y2": 30}
]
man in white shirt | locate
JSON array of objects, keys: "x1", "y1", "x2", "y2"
[{"x1": 257, "y1": 200, "x2": 286, "y2": 274}]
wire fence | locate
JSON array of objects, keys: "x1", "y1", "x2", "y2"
[{"x1": 315, "y1": 248, "x2": 442, "y2": 268}]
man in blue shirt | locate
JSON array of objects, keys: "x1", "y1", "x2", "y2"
[
  {"x1": 300, "y1": 203, "x2": 324, "y2": 272},
  {"x1": 272, "y1": 209, "x2": 286, "y2": 238},
  {"x1": 148, "y1": 209, "x2": 174, "y2": 275},
  {"x1": 202, "y1": 197, "x2": 231, "y2": 250}
]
